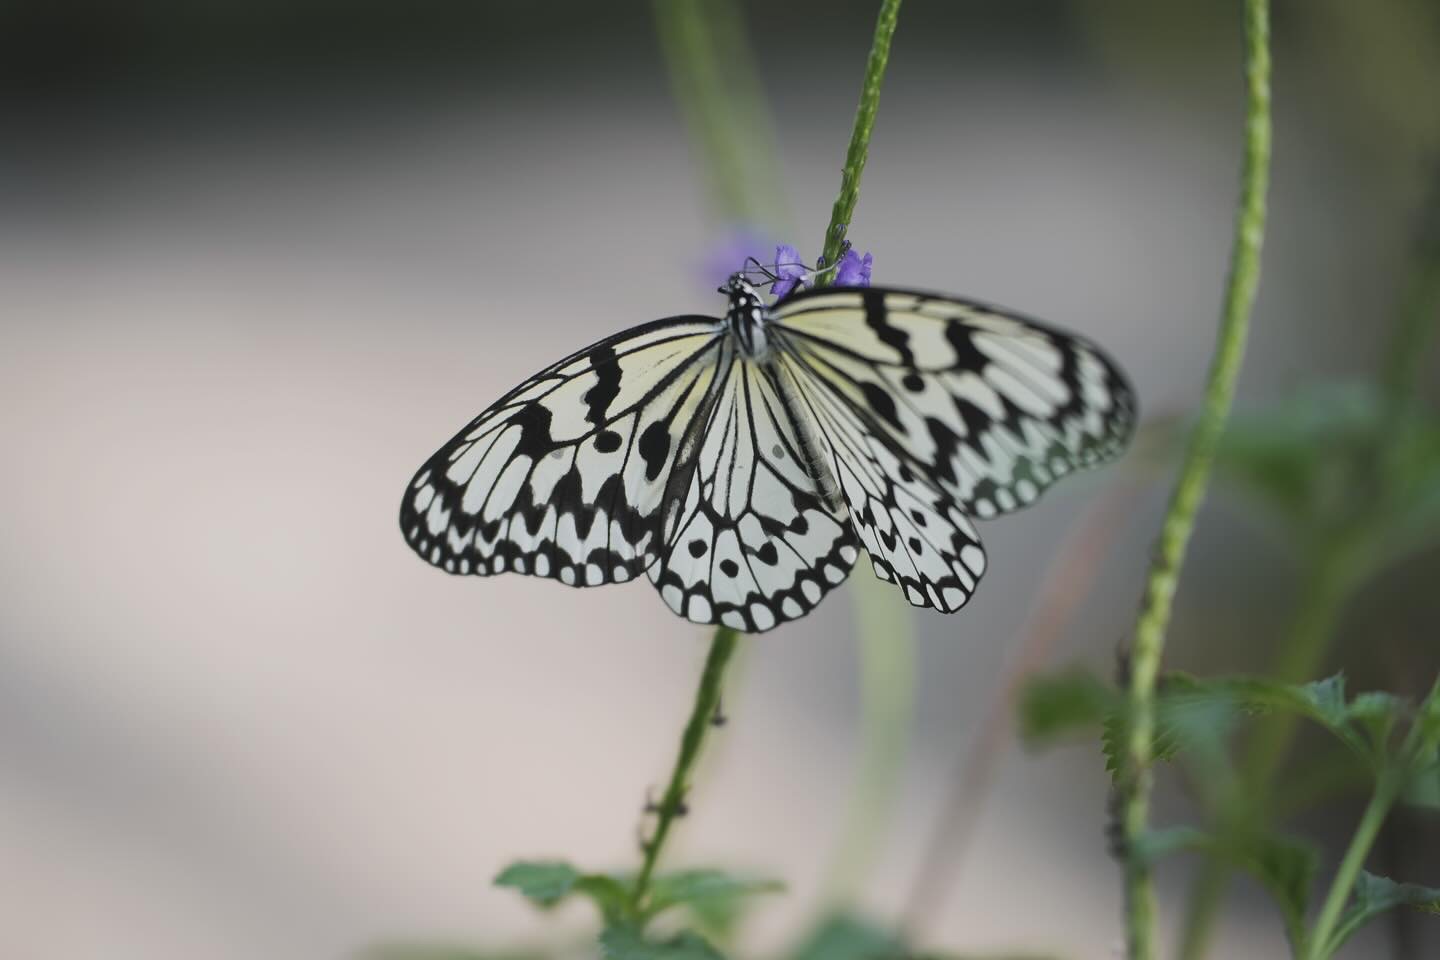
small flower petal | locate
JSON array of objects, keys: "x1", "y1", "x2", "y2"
[
  {"x1": 835, "y1": 249, "x2": 873, "y2": 287},
  {"x1": 771, "y1": 243, "x2": 808, "y2": 297}
]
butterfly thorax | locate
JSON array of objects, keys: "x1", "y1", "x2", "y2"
[{"x1": 724, "y1": 276, "x2": 770, "y2": 359}]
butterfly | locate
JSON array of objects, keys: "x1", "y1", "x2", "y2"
[{"x1": 400, "y1": 270, "x2": 1135, "y2": 633}]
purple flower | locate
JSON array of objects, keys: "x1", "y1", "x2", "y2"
[
  {"x1": 770, "y1": 243, "x2": 808, "y2": 298},
  {"x1": 835, "y1": 249, "x2": 873, "y2": 287}
]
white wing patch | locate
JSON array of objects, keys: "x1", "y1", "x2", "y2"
[
  {"x1": 647, "y1": 345, "x2": 859, "y2": 633},
  {"x1": 400, "y1": 318, "x2": 725, "y2": 585},
  {"x1": 772, "y1": 288, "x2": 1136, "y2": 519}
]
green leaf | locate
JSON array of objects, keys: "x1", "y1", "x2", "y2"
[
  {"x1": 1346, "y1": 691, "x2": 1406, "y2": 751},
  {"x1": 494, "y1": 861, "x2": 581, "y2": 906},
  {"x1": 1131, "y1": 826, "x2": 1318, "y2": 948},
  {"x1": 788, "y1": 913, "x2": 905, "y2": 960},
  {"x1": 1017, "y1": 669, "x2": 1119, "y2": 746},
  {"x1": 600, "y1": 926, "x2": 726, "y2": 960},
  {"x1": 643, "y1": 869, "x2": 783, "y2": 936},
  {"x1": 494, "y1": 860, "x2": 630, "y2": 924},
  {"x1": 1325, "y1": 871, "x2": 1440, "y2": 954},
  {"x1": 1402, "y1": 750, "x2": 1440, "y2": 809}
]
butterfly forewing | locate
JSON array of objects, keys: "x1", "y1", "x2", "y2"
[
  {"x1": 648, "y1": 346, "x2": 859, "y2": 632},
  {"x1": 771, "y1": 287, "x2": 1136, "y2": 519},
  {"x1": 400, "y1": 317, "x2": 726, "y2": 586}
]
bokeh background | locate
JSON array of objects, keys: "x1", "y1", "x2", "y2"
[{"x1": 3, "y1": 2, "x2": 1438, "y2": 958}]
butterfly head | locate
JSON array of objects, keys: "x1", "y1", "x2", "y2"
[{"x1": 725, "y1": 274, "x2": 770, "y2": 358}]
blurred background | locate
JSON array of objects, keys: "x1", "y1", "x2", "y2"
[{"x1": 2, "y1": 2, "x2": 1438, "y2": 958}]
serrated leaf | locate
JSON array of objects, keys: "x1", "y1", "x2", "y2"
[
  {"x1": 1017, "y1": 669, "x2": 1119, "y2": 747},
  {"x1": 788, "y1": 913, "x2": 906, "y2": 960},
  {"x1": 494, "y1": 860, "x2": 630, "y2": 924},
  {"x1": 494, "y1": 861, "x2": 580, "y2": 906},
  {"x1": 1325, "y1": 871, "x2": 1440, "y2": 954},
  {"x1": 600, "y1": 926, "x2": 725, "y2": 960}
]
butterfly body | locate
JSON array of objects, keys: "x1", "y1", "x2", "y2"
[
  {"x1": 401, "y1": 277, "x2": 1135, "y2": 633},
  {"x1": 724, "y1": 276, "x2": 772, "y2": 359}
]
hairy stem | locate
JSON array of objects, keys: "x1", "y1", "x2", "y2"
[
  {"x1": 631, "y1": 626, "x2": 740, "y2": 910},
  {"x1": 1121, "y1": 1, "x2": 1272, "y2": 956},
  {"x1": 815, "y1": 0, "x2": 903, "y2": 279}
]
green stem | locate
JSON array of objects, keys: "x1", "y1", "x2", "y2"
[
  {"x1": 826, "y1": 573, "x2": 915, "y2": 904},
  {"x1": 1121, "y1": 1, "x2": 1271, "y2": 957},
  {"x1": 815, "y1": 0, "x2": 903, "y2": 279},
  {"x1": 1305, "y1": 674, "x2": 1440, "y2": 959},
  {"x1": 1303, "y1": 772, "x2": 1404, "y2": 960},
  {"x1": 651, "y1": 0, "x2": 768, "y2": 226},
  {"x1": 630, "y1": 626, "x2": 741, "y2": 911}
]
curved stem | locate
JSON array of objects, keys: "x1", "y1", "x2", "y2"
[
  {"x1": 630, "y1": 626, "x2": 741, "y2": 911},
  {"x1": 1120, "y1": 1, "x2": 1272, "y2": 956},
  {"x1": 815, "y1": 0, "x2": 903, "y2": 279}
]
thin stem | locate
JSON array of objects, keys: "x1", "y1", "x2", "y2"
[
  {"x1": 1121, "y1": 2, "x2": 1272, "y2": 957},
  {"x1": 1303, "y1": 772, "x2": 1404, "y2": 960},
  {"x1": 826, "y1": 572, "x2": 915, "y2": 905},
  {"x1": 630, "y1": 626, "x2": 741, "y2": 910},
  {"x1": 1305, "y1": 674, "x2": 1440, "y2": 960},
  {"x1": 651, "y1": 0, "x2": 768, "y2": 226},
  {"x1": 815, "y1": 0, "x2": 903, "y2": 279}
]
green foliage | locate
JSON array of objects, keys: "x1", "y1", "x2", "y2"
[
  {"x1": 1217, "y1": 381, "x2": 1440, "y2": 564},
  {"x1": 599, "y1": 926, "x2": 726, "y2": 960},
  {"x1": 1017, "y1": 669, "x2": 1117, "y2": 744},
  {"x1": 495, "y1": 861, "x2": 632, "y2": 925},
  {"x1": 644, "y1": 870, "x2": 783, "y2": 938},
  {"x1": 1134, "y1": 826, "x2": 1318, "y2": 948},
  {"x1": 495, "y1": 861, "x2": 781, "y2": 947},
  {"x1": 787, "y1": 913, "x2": 906, "y2": 960},
  {"x1": 1322, "y1": 871, "x2": 1440, "y2": 956}
]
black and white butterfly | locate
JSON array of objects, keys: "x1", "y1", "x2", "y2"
[{"x1": 400, "y1": 274, "x2": 1135, "y2": 633}]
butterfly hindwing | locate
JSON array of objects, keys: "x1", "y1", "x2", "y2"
[
  {"x1": 775, "y1": 350, "x2": 987, "y2": 613},
  {"x1": 771, "y1": 287, "x2": 1136, "y2": 519},
  {"x1": 400, "y1": 317, "x2": 726, "y2": 586},
  {"x1": 648, "y1": 345, "x2": 859, "y2": 632}
]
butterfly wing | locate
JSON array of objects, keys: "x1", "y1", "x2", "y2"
[
  {"x1": 771, "y1": 348, "x2": 987, "y2": 613},
  {"x1": 400, "y1": 316, "x2": 727, "y2": 587},
  {"x1": 647, "y1": 344, "x2": 860, "y2": 633},
  {"x1": 771, "y1": 287, "x2": 1136, "y2": 519}
]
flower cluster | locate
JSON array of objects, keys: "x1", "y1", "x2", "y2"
[{"x1": 771, "y1": 243, "x2": 873, "y2": 297}]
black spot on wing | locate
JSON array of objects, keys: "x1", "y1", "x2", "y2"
[
  {"x1": 638, "y1": 420, "x2": 672, "y2": 482},
  {"x1": 581, "y1": 344, "x2": 620, "y2": 426},
  {"x1": 860, "y1": 381, "x2": 902, "y2": 430}
]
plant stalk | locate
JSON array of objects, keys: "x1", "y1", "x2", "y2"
[
  {"x1": 815, "y1": 0, "x2": 903, "y2": 279},
  {"x1": 1121, "y1": 1, "x2": 1272, "y2": 957},
  {"x1": 630, "y1": 626, "x2": 740, "y2": 910}
]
